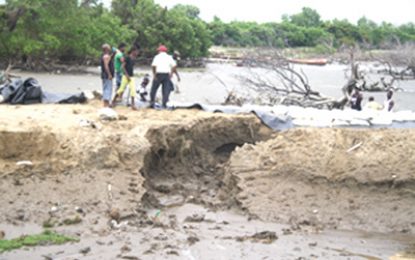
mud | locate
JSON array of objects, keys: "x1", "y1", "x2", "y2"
[{"x1": 1, "y1": 103, "x2": 415, "y2": 259}]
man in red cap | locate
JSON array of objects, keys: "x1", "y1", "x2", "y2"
[{"x1": 149, "y1": 45, "x2": 177, "y2": 108}]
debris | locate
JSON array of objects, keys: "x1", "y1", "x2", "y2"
[
  {"x1": 79, "y1": 119, "x2": 97, "y2": 129},
  {"x1": 118, "y1": 115, "x2": 128, "y2": 121},
  {"x1": 236, "y1": 231, "x2": 278, "y2": 244},
  {"x1": 187, "y1": 236, "x2": 200, "y2": 245},
  {"x1": 166, "y1": 250, "x2": 179, "y2": 256},
  {"x1": 308, "y1": 242, "x2": 318, "y2": 247},
  {"x1": 121, "y1": 245, "x2": 132, "y2": 253},
  {"x1": 109, "y1": 208, "x2": 120, "y2": 222},
  {"x1": 50, "y1": 206, "x2": 59, "y2": 214},
  {"x1": 347, "y1": 142, "x2": 363, "y2": 153},
  {"x1": 75, "y1": 206, "x2": 84, "y2": 214},
  {"x1": 62, "y1": 215, "x2": 82, "y2": 225},
  {"x1": 16, "y1": 161, "x2": 33, "y2": 167},
  {"x1": 79, "y1": 247, "x2": 91, "y2": 255},
  {"x1": 108, "y1": 184, "x2": 113, "y2": 200},
  {"x1": 98, "y1": 108, "x2": 118, "y2": 121},
  {"x1": 121, "y1": 256, "x2": 140, "y2": 260},
  {"x1": 184, "y1": 214, "x2": 205, "y2": 223}
]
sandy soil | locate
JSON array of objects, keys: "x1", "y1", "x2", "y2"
[
  {"x1": 226, "y1": 128, "x2": 415, "y2": 233},
  {"x1": 0, "y1": 102, "x2": 414, "y2": 259}
]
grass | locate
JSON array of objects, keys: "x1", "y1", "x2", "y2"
[{"x1": 0, "y1": 230, "x2": 79, "y2": 253}]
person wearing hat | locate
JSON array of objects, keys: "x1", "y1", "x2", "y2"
[
  {"x1": 100, "y1": 43, "x2": 114, "y2": 107},
  {"x1": 149, "y1": 45, "x2": 177, "y2": 108}
]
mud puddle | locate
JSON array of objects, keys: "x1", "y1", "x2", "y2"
[{"x1": 1, "y1": 204, "x2": 414, "y2": 260}]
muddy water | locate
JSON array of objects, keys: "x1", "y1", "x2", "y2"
[
  {"x1": 14, "y1": 63, "x2": 415, "y2": 110},
  {"x1": 1, "y1": 204, "x2": 414, "y2": 260}
]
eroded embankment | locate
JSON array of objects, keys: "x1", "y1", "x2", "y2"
[
  {"x1": 1, "y1": 104, "x2": 414, "y2": 236},
  {"x1": 225, "y1": 128, "x2": 415, "y2": 234},
  {"x1": 0, "y1": 105, "x2": 273, "y2": 226},
  {"x1": 139, "y1": 116, "x2": 273, "y2": 208}
]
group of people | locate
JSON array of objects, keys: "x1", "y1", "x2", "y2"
[
  {"x1": 100, "y1": 43, "x2": 180, "y2": 110},
  {"x1": 350, "y1": 87, "x2": 395, "y2": 112}
]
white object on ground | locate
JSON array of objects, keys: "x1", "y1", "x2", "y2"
[
  {"x1": 82, "y1": 90, "x2": 94, "y2": 100},
  {"x1": 347, "y1": 142, "x2": 363, "y2": 153},
  {"x1": 98, "y1": 108, "x2": 118, "y2": 121},
  {"x1": 79, "y1": 119, "x2": 96, "y2": 128},
  {"x1": 16, "y1": 161, "x2": 33, "y2": 166}
]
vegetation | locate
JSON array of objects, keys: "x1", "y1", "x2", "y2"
[
  {"x1": 0, "y1": 1, "x2": 414, "y2": 65},
  {"x1": 210, "y1": 7, "x2": 415, "y2": 51},
  {"x1": 0, "y1": 230, "x2": 79, "y2": 253}
]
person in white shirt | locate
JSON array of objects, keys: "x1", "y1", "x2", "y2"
[{"x1": 149, "y1": 45, "x2": 177, "y2": 108}]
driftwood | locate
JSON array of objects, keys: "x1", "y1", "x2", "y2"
[
  {"x1": 232, "y1": 50, "x2": 345, "y2": 109},
  {"x1": 0, "y1": 64, "x2": 19, "y2": 84}
]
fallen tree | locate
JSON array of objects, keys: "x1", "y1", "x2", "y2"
[
  {"x1": 230, "y1": 49, "x2": 349, "y2": 109},
  {"x1": 0, "y1": 63, "x2": 19, "y2": 84}
]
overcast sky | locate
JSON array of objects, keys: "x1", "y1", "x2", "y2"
[{"x1": 101, "y1": 0, "x2": 415, "y2": 25}]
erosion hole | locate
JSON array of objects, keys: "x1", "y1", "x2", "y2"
[{"x1": 139, "y1": 117, "x2": 272, "y2": 209}]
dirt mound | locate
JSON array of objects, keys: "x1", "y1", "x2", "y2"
[{"x1": 225, "y1": 128, "x2": 415, "y2": 233}]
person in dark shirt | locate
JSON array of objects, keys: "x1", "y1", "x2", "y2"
[
  {"x1": 111, "y1": 47, "x2": 139, "y2": 110},
  {"x1": 100, "y1": 43, "x2": 114, "y2": 107},
  {"x1": 350, "y1": 87, "x2": 363, "y2": 111}
]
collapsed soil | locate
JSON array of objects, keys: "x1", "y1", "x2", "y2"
[
  {"x1": 226, "y1": 128, "x2": 415, "y2": 234},
  {"x1": 0, "y1": 102, "x2": 415, "y2": 259}
]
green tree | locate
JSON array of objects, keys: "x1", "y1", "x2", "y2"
[{"x1": 289, "y1": 7, "x2": 322, "y2": 28}]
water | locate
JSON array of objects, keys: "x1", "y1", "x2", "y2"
[{"x1": 14, "y1": 63, "x2": 415, "y2": 110}]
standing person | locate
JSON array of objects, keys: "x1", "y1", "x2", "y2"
[
  {"x1": 111, "y1": 47, "x2": 139, "y2": 110},
  {"x1": 172, "y1": 50, "x2": 181, "y2": 93},
  {"x1": 149, "y1": 45, "x2": 177, "y2": 108},
  {"x1": 114, "y1": 43, "x2": 127, "y2": 90},
  {"x1": 100, "y1": 43, "x2": 114, "y2": 107},
  {"x1": 350, "y1": 87, "x2": 363, "y2": 111},
  {"x1": 384, "y1": 90, "x2": 395, "y2": 112}
]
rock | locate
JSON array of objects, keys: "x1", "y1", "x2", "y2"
[
  {"x1": 121, "y1": 245, "x2": 132, "y2": 253},
  {"x1": 50, "y1": 206, "x2": 59, "y2": 214},
  {"x1": 184, "y1": 214, "x2": 205, "y2": 223},
  {"x1": 79, "y1": 247, "x2": 91, "y2": 255},
  {"x1": 166, "y1": 250, "x2": 179, "y2": 256},
  {"x1": 308, "y1": 242, "x2": 318, "y2": 247},
  {"x1": 109, "y1": 208, "x2": 121, "y2": 222},
  {"x1": 16, "y1": 209, "x2": 28, "y2": 221},
  {"x1": 62, "y1": 215, "x2": 82, "y2": 225},
  {"x1": 75, "y1": 206, "x2": 85, "y2": 214},
  {"x1": 236, "y1": 231, "x2": 278, "y2": 244},
  {"x1": 121, "y1": 256, "x2": 140, "y2": 260},
  {"x1": 98, "y1": 108, "x2": 118, "y2": 121},
  {"x1": 187, "y1": 236, "x2": 200, "y2": 245},
  {"x1": 0, "y1": 230, "x2": 5, "y2": 239}
]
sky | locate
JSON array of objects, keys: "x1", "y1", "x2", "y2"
[{"x1": 101, "y1": 0, "x2": 415, "y2": 25}]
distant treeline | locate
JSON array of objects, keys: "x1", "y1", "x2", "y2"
[{"x1": 0, "y1": 0, "x2": 414, "y2": 64}]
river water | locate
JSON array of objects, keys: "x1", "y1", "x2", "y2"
[{"x1": 14, "y1": 62, "x2": 415, "y2": 110}]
